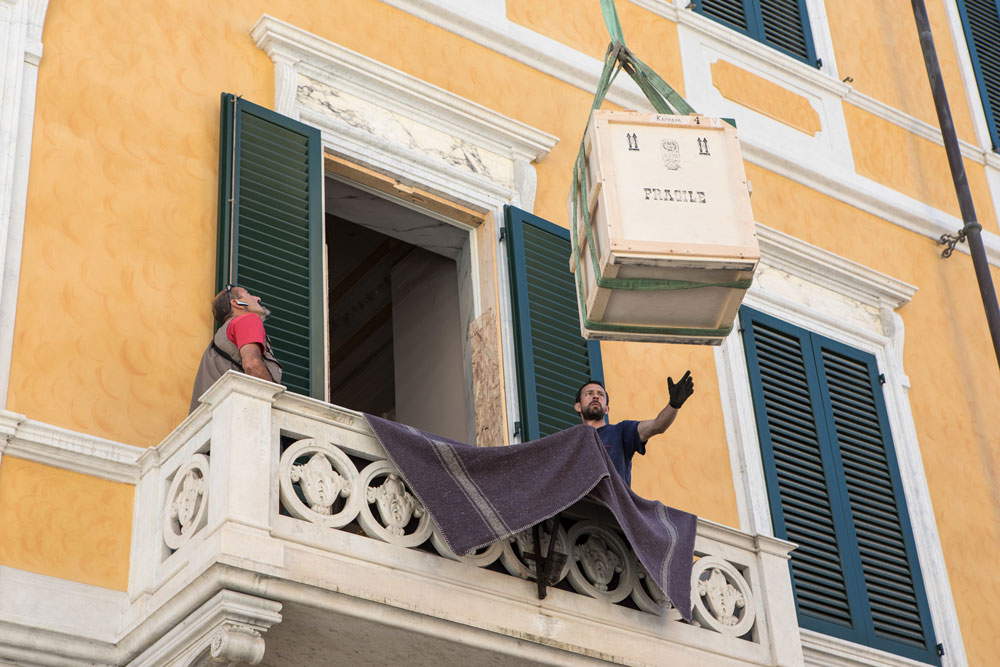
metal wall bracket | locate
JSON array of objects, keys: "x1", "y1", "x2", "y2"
[{"x1": 939, "y1": 227, "x2": 968, "y2": 258}]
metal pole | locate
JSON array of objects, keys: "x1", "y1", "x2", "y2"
[{"x1": 911, "y1": 0, "x2": 1000, "y2": 370}]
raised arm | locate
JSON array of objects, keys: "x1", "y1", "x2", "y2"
[{"x1": 637, "y1": 371, "x2": 694, "y2": 442}]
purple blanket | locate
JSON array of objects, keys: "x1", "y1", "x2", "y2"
[{"x1": 364, "y1": 415, "x2": 697, "y2": 620}]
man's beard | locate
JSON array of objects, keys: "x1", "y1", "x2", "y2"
[
  {"x1": 259, "y1": 306, "x2": 272, "y2": 320},
  {"x1": 581, "y1": 403, "x2": 606, "y2": 420}
]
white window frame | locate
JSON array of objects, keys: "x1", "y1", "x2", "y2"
[
  {"x1": 251, "y1": 14, "x2": 558, "y2": 445},
  {"x1": 714, "y1": 224, "x2": 966, "y2": 665}
]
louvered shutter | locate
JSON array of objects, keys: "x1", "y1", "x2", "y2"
[
  {"x1": 696, "y1": 0, "x2": 750, "y2": 31},
  {"x1": 956, "y1": 0, "x2": 1000, "y2": 150},
  {"x1": 812, "y1": 338, "x2": 938, "y2": 659},
  {"x1": 217, "y1": 94, "x2": 325, "y2": 399},
  {"x1": 740, "y1": 307, "x2": 939, "y2": 664},
  {"x1": 757, "y1": 0, "x2": 815, "y2": 63},
  {"x1": 694, "y1": 0, "x2": 818, "y2": 66},
  {"x1": 740, "y1": 309, "x2": 863, "y2": 632},
  {"x1": 505, "y1": 206, "x2": 603, "y2": 441}
]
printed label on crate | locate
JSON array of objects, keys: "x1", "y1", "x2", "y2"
[{"x1": 601, "y1": 119, "x2": 753, "y2": 248}]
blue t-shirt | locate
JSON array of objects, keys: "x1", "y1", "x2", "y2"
[{"x1": 597, "y1": 420, "x2": 647, "y2": 486}]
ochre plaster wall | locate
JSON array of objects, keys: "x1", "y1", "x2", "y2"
[
  {"x1": 0, "y1": 456, "x2": 133, "y2": 590},
  {"x1": 8, "y1": 2, "x2": 1000, "y2": 660},
  {"x1": 844, "y1": 103, "x2": 999, "y2": 233},
  {"x1": 506, "y1": 0, "x2": 685, "y2": 98},
  {"x1": 11, "y1": 0, "x2": 600, "y2": 447},
  {"x1": 711, "y1": 60, "x2": 821, "y2": 136},
  {"x1": 746, "y1": 162, "x2": 1000, "y2": 665},
  {"x1": 826, "y1": 0, "x2": 980, "y2": 145},
  {"x1": 603, "y1": 341, "x2": 737, "y2": 527}
]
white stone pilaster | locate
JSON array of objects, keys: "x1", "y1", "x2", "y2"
[{"x1": 201, "y1": 372, "x2": 284, "y2": 536}]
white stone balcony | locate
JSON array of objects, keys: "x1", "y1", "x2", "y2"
[{"x1": 121, "y1": 372, "x2": 801, "y2": 666}]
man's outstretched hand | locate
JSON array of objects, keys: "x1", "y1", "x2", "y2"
[{"x1": 668, "y1": 371, "x2": 694, "y2": 409}]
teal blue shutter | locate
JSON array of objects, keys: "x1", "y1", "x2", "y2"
[
  {"x1": 956, "y1": 0, "x2": 1000, "y2": 150},
  {"x1": 740, "y1": 307, "x2": 939, "y2": 664},
  {"x1": 505, "y1": 206, "x2": 603, "y2": 441},
  {"x1": 694, "y1": 0, "x2": 818, "y2": 66},
  {"x1": 217, "y1": 94, "x2": 325, "y2": 399}
]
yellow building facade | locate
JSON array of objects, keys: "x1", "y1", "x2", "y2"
[{"x1": 0, "y1": 0, "x2": 997, "y2": 665}]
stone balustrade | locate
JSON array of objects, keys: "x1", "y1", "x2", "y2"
[{"x1": 123, "y1": 372, "x2": 802, "y2": 666}]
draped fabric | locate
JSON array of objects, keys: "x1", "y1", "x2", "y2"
[{"x1": 365, "y1": 415, "x2": 698, "y2": 620}]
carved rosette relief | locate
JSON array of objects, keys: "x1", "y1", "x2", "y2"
[
  {"x1": 296, "y1": 75, "x2": 515, "y2": 190},
  {"x1": 357, "y1": 459, "x2": 432, "y2": 547},
  {"x1": 271, "y1": 445, "x2": 761, "y2": 634},
  {"x1": 500, "y1": 522, "x2": 571, "y2": 582},
  {"x1": 279, "y1": 438, "x2": 359, "y2": 529},
  {"x1": 163, "y1": 454, "x2": 210, "y2": 550},
  {"x1": 691, "y1": 557, "x2": 756, "y2": 637},
  {"x1": 566, "y1": 521, "x2": 636, "y2": 603}
]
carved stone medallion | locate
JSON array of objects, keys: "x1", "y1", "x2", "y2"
[
  {"x1": 279, "y1": 438, "x2": 360, "y2": 529},
  {"x1": 163, "y1": 454, "x2": 210, "y2": 550},
  {"x1": 690, "y1": 556, "x2": 756, "y2": 637},
  {"x1": 356, "y1": 459, "x2": 432, "y2": 547}
]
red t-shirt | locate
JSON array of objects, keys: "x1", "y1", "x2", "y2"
[{"x1": 226, "y1": 313, "x2": 266, "y2": 350}]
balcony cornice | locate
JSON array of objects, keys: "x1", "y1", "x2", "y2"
[{"x1": 0, "y1": 409, "x2": 142, "y2": 483}]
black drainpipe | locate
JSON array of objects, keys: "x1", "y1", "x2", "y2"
[{"x1": 911, "y1": 0, "x2": 1000, "y2": 370}]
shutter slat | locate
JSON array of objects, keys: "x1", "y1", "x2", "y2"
[{"x1": 697, "y1": 0, "x2": 749, "y2": 29}]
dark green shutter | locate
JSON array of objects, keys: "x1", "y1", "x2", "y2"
[
  {"x1": 740, "y1": 307, "x2": 939, "y2": 665},
  {"x1": 694, "y1": 0, "x2": 818, "y2": 66},
  {"x1": 697, "y1": 0, "x2": 750, "y2": 31},
  {"x1": 217, "y1": 94, "x2": 324, "y2": 399},
  {"x1": 956, "y1": 0, "x2": 1000, "y2": 150},
  {"x1": 505, "y1": 206, "x2": 603, "y2": 441}
]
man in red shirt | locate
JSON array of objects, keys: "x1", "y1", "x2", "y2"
[{"x1": 189, "y1": 284, "x2": 284, "y2": 412}]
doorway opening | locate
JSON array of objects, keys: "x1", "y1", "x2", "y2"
[{"x1": 325, "y1": 178, "x2": 475, "y2": 443}]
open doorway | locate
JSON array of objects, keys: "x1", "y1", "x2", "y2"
[{"x1": 325, "y1": 179, "x2": 475, "y2": 443}]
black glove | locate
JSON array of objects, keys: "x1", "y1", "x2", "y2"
[{"x1": 668, "y1": 370, "x2": 694, "y2": 409}]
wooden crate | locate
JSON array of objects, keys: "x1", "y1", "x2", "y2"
[{"x1": 570, "y1": 110, "x2": 758, "y2": 344}]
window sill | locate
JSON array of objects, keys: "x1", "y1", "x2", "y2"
[{"x1": 802, "y1": 629, "x2": 936, "y2": 667}]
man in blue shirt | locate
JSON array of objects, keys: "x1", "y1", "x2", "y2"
[{"x1": 574, "y1": 373, "x2": 694, "y2": 487}]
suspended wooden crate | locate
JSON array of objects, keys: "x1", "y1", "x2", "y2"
[{"x1": 570, "y1": 110, "x2": 758, "y2": 345}]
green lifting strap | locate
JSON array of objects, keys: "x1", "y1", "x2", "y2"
[{"x1": 569, "y1": 0, "x2": 751, "y2": 306}]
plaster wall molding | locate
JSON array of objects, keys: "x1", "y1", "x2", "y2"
[
  {"x1": 129, "y1": 590, "x2": 282, "y2": 667},
  {"x1": 251, "y1": 14, "x2": 558, "y2": 213},
  {"x1": 713, "y1": 230, "x2": 967, "y2": 666},
  {"x1": 756, "y1": 225, "x2": 917, "y2": 311},
  {"x1": 801, "y1": 628, "x2": 936, "y2": 666},
  {"x1": 0, "y1": 565, "x2": 125, "y2": 644},
  {"x1": 0, "y1": 0, "x2": 49, "y2": 409},
  {"x1": 250, "y1": 16, "x2": 548, "y2": 443},
  {"x1": 647, "y1": 0, "x2": 990, "y2": 164},
  {"x1": 378, "y1": 0, "x2": 1000, "y2": 266},
  {"x1": 844, "y1": 87, "x2": 990, "y2": 164},
  {"x1": 0, "y1": 409, "x2": 143, "y2": 483}
]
